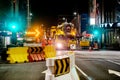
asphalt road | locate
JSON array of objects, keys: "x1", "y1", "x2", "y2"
[
  {"x1": 0, "y1": 51, "x2": 120, "y2": 80},
  {"x1": 75, "y1": 51, "x2": 120, "y2": 80},
  {"x1": 0, "y1": 61, "x2": 46, "y2": 80}
]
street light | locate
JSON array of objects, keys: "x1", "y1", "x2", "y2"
[
  {"x1": 12, "y1": 25, "x2": 16, "y2": 29},
  {"x1": 30, "y1": 13, "x2": 33, "y2": 16},
  {"x1": 27, "y1": 0, "x2": 31, "y2": 28},
  {"x1": 73, "y1": 12, "x2": 77, "y2": 16}
]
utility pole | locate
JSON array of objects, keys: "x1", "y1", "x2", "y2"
[
  {"x1": 77, "y1": 14, "x2": 81, "y2": 35},
  {"x1": 73, "y1": 12, "x2": 81, "y2": 35},
  {"x1": 12, "y1": 0, "x2": 19, "y2": 17},
  {"x1": 27, "y1": 0, "x2": 30, "y2": 28},
  {"x1": 11, "y1": 0, "x2": 19, "y2": 45}
]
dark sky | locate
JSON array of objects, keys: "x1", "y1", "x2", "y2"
[
  {"x1": 0, "y1": 0, "x2": 89, "y2": 27},
  {"x1": 30, "y1": 0, "x2": 89, "y2": 26}
]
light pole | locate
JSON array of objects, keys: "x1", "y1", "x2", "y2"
[
  {"x1": 11, "y1": 0, "x2": 19, "y2": 45},
  {"x1": 73, "y1": 12, "x2": 81, "y2": 50},
  {"x1": 73, "y1": 12, "x2": 81, "y2": 35},
  {"x1": 27, "y1": 0, "x2": 31, "y2": 28}
]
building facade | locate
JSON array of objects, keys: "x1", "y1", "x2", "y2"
[
  {"x1": 89, "y1": 0, "x2": 120, "y2": 49},
  {"x1": 0, "y1": 0, "x2": 28, "y2": 47}
]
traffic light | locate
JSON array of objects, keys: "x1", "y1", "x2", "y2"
[
  {"x1": 93, "y1": 29, "x2": 101, "y2": 37},
  {"x1": 12, "y1": 25, "x2": 16, "y2": 29},
  {"x1": 93, "y1": 30, "x2": 98, "y2": 35},
  {"x1": 8, "y1": 21, "x2": 18, "y2": 32},
  {"x1": 6, "y1": 17, "x2": 22, "y2": 32}
]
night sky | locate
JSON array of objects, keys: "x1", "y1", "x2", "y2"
[
  {"x1": 0, "y1": 0, "x2": 89, "y2": 27},
  {"x1": 30, "y1": 0, "x2": 89, "y2": 26}
]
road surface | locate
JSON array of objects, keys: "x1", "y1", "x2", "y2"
[
  {"x1": 0, "y1": 50, "x2": 120, "y2": 80},
  {"x1": 0, "y1": 61, "x2": 46, "y2": 80},
  {"x1": 75, "y1": 51, "x2": 120, "y2": 80}
]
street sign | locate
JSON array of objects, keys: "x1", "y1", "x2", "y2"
[
  {"x1": 54, "y1": 57, "x2": 70, "y2": 77},
  {"x1": 25, "y1": 29, "x2": 40, "y2": 37}
]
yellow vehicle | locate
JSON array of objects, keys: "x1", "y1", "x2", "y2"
[
  {"x1": 79, "y1": 34, "x2": 92, "y2": 49},
  {"x1": 80, "y1": 40, "x2": 90, "y2": 47},
  {"x1": 50, "y1": 22, "x2": 77, "y2": 50}
]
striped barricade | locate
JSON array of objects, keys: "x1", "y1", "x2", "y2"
[
  {"x1": 54, "y1": 57, "x2": 70, "y2": 77},
  {"x1": 27, "y1": 47, "x2": 45, "y2": 62},
  {"x1": 44, "y1": 52, "x2": 80, "y2": 80}
]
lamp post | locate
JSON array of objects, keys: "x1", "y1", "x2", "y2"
[
  {"x1": 73, "y1": 12, "x2": 81, "y2": 50},
  {"x1": 73, "y1": 12, "x2": 77, "y2": 16},
  {"x1": 27, "y1": 0, "x2": 31, "y2": 28},
  {"x1": 10, "y1": 0, "x2": 19, "y2": 45}
]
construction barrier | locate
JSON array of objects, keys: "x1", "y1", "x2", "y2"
[
  {"x1": 28, "y1": 52, "x2": 45, "y2": 62},
  {"x1": 7, "y1": 46, "x2": 46, "y2": 63},
  {"x1": 27, "y1": 47, "x2": 45, "y2": 62},
  {"x1": 27, "y1": 47, "x2": 43, "y2": 54},
  {"x1": 44, "y1": 45, "x2": 56, "y2": 58},
  {"x1": 54, "y1": 57, "x2": 70, "y2": 77},
  {"x1": 7, "y1": 47, "x2": 29, "y2": 63},
  {"x1": 6, "y1": 45, "x2": 57, "y2": 63},
  {"x1": 45, "y1": 52, "x2": 80, "y2": 80}
]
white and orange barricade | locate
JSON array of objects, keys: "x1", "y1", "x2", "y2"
[{"x1": 44, "y1": 53, "x2": 80, "y2": 80}]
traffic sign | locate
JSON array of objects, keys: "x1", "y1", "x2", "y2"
[
  {"x1": 25, "y1": 29, "x2": 40, "y2": 37},
  {"x1": 54, "y1": 57, "x2": 70, "y2": 77},
  {"x1": 27, "y1": 47, "x2": 43, "y2": 54}
]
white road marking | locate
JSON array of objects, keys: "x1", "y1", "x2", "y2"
[
  {"x1": 42, "y1": 70, "x2": 47, "y2": 73},
  {"x1": 108, "y1": 69, "x2": 120, "y2": 77},
  {"x1": 107, "y1": 60, "x2": 120, "y2": 66},
  {"x1": 75, "y1": 65, "x2": 92, "y2": 80}
]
